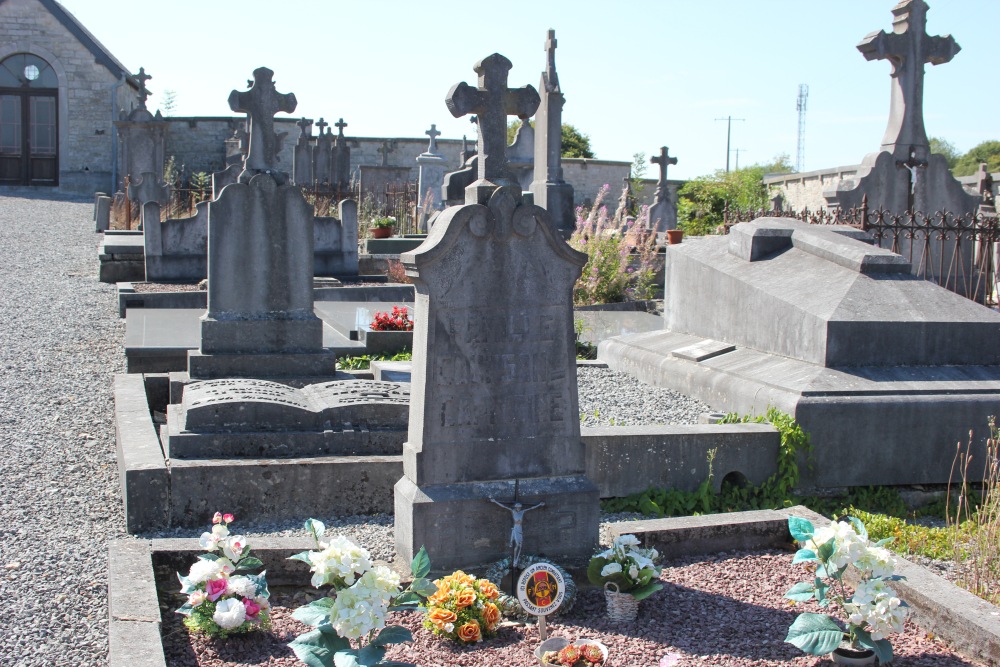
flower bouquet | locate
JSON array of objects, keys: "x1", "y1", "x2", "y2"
[
  {"x1": 287, "y1": 519, "x2": 436, "y2": 667},
  {"x1": 537, "y1": 638, "x2": 607, "y2": 666},
  {"x1": 175, "y1": 512, "x2": 271, "y2": 637},
  {"x1": 421, "y1": 570, "x2": 503, "y2": 644},
  {"x1": 587, "y1": 534, "x2": 662, "y2": 621},
  {"x1": 371, "y1": 215, "x2": 396, "y2": 229},
  {"x1": 784, "y1": 515, "x2": 909, "y2": 665},
  {"x1": 370, "y1": 305, "x2": 414, "y2": 332}
]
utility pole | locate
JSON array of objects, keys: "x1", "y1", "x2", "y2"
[
  {"x1": 796, "y1": 84, "x2": 809, "y2": 172},
  {"x1": 732, "y1": 148, "x2": 748, "y2": 171},
  {"x1": 715, "y1": 115, "x2": 745, "y2": 172}
]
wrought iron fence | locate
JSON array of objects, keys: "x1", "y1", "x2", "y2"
[{"x1": 723, "y1": 196, "x2": 1000, "y2": 306}]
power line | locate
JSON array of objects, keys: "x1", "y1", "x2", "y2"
[
  {"x1": 796, "y1": 84, "x2": 809, "y2": 172},
  {"x1": 715, "y1": 116, "x2": 745, "y2": 172}
]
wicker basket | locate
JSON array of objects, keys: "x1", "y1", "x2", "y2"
[{"x1": 603, "y1": 582, "x2": 639, "y2": 622}]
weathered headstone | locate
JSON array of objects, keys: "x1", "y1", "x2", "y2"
[
  {"x1": 649, "y1": 146, "x2": 678, "y2": 232},
  {"x1": 314, "y1": 123, "x2": 334, "y2": 185},
  {"x1": 395, "y1": 53, "x2": 599, "y2": 571},
  {"x1": 529, "y1": 30, "x2": 575, "y2": 235},
  {"x1": 293, "y1": 117, "x2": 314, "y2": 186},
  {"x1": 192, "y1": 68, "x2": 335, "y2": 380},
  {"x1": 333, "y1": 118, "x2": 352, "y2": 190},
  {"x1": 114, "y1": 66, "x2": 168, "y2": 194},
  {"x1": 417, "y1": 124, "x2": 447, "y2": 230}
]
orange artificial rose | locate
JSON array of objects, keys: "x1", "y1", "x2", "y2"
[
  {"x1": 457, "y1": 620, "x2": 481, "y2": 643},
  {"x1": 428, "y1": 581, "x2": 451, "y2": 606},
  {"x1": 454, "y1": 589, "x2": 477, "y2": 608},
  {"x1": 476, "y1": 579, "x2": 500, "y2": 600},
  {"x1": 427, "y1": 607, "x2": 457, "y2": 627},
  {"x1": 482, "y1": 601, "x2": 501, "y2": 630}
]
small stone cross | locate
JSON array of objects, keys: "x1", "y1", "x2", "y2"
[
  {"x1": 135, "y1": 67, "x2": 152, "y2": 108},
  {"x1": 543, "y1": 29, "x2": 560, "y2": 93},
  {"x1": 316, "y1": 117, "x2": 329, "y2": 135},
  {"x1": 445, "y1": 53, "x2": 540, "y2": 188},
  {"x1": 228, "y1": 67, "x2": 297, "y2": 178},
  {"x1": 378, "y1": 140, "x2": 396, "y2": 166},
  {"x1": 335, "y1": 118, "x2": 348, "y2": 137},
  {"x1": 857, "y1": 0, "x2": 960, "y2": 157},
  {"x1": 296, "y1": 117, "x2": 312, "y2": 141},
  {"x1": 425, "y1": 124, "x2": 441, "y2": 153},
  {"x1": 651, "y1": 146, "x2": 677, "y2": 205}
]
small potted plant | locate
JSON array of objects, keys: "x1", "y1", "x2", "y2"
[
  {"x1": 587, "y1": 534, "x2": 662, "y2": 622},
  {"x1": 370, "y1": 215, "x2": 396, "y2": 238},
  {"x1": 175, "y1": 512, "x2": 271, "y2": 637},
  {"x1": 420, "y1": 570, "x2": 503, "y2": 644},
  {"x1": 369, "y1": 305, "x2": 414, "y2": 332},
  {"x1": 784, "y1": 515, "x2": 909, "y2": 665},
  {"x1": 535, "y1": 637, "x2": 608, "y2": 666}
]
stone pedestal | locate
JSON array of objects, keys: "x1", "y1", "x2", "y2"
[{"x1": 114, "y1": 108, "x2": 168, "y2": 193}]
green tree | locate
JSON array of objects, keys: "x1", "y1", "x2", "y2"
[
  {"x1": 929, "y1": 136, "x2": 960, "y2": 169},
  {"x1": 953, "y1": 140, "x2": 1000, "y2": 177},
  {"x1": 505, "y1": 120, "x2": 595, "y2": 158},
  {"x1": 159, "y1": 89, "x2": 178, "y2": 116},
  {"x1": 677, "y1": 155, "x2": 794, "y2": 236}
]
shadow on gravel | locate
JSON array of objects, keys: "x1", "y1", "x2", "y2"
[{"x1": 0, "y1": 186, "x2": 91, "y2": 203}]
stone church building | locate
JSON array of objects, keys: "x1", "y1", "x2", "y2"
[{"x1": 0, "y1": 0, "x2": 141, "y2": 194}]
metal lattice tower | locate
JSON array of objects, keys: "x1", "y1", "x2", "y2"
[{"x1": 796, "y1": 84, "x2": 809, "y2": 172}]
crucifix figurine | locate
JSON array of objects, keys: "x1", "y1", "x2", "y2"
[
  {"x1": 228, "y1": 67, "x2": 297, "y2": 182},
  {"x1": 489, "y1": 492, "x2": 544, "y2": 569},
  {"x1": 650, "y1": 146, "x2": 678, "y2": 205},
  {"x1": 896, "y1": 147, "x2": 927, "y2": 211},
  {"x1": 446, "y1": 53, "x2": 540, "y2": 198},
  {"x1": 857, "y1": 0, "x2": 960, "y2": 158}
]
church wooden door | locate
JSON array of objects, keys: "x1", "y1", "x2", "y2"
[{"x1": 0, "y1": 54, "x2": 58, "y2": 186}]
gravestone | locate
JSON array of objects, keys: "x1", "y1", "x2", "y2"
[
  {"x1": 649, "y1": 146, "x2": 678, "y2": 232},
  {"x1": 507, "y1": 119, "x2": 535, "y2": 192},
  {"x1": 529, "y1": 30, "x2": 575, "y2": 236},
  {"x1": 114, "y1": 67, "x2": 168, "y2": 194},
  {"x1": 293, "y1": 117, "x2": 314, "y2": 185},
  {"x1": 395, "y1": 53, "x2": 599, "y2": 571},
  {"x1": 314, "y1": 120, "x2": 334, "y2": 185},
  {"x1": 441, "y1": 135, "x2": 477, "y2": 209},
  {"x1": 359, "y1": 140, "x2": 410, "y2": 208},
  {"x1": 191, "y1": 68, "x2": 336, "y2": 379},
  {"x1": 333, "y1": 118, "x2": 352, "y2": 191},
  {"x1": 416, "y1": 124, "x2": 447, "y2": 230}
]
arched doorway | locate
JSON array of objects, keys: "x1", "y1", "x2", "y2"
[{"x1": 0, "y1": 53, "x2": 58, "y2": 185}]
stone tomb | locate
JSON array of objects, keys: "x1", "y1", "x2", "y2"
[
  {"x1": 602, "y1": 217, "x2": 1000, "y2": 489},
  {"x1": 165, "y1": 379, "x2": 408, "y2": 459},
  {"x1": 395, "y1": 53, "x2": 600, "y2": 571}
]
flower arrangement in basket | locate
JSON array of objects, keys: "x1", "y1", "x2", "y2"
[
  {"x1": 587, "y1": 534, "x2": 662, "y2": 622},
  {"x1": 784, "y1": 515, "x2": 908, "y2": 665},
  {"x1": 421, "y1": 570, "x2": 503, "y2": 644},
  {"x1": 175, "y1": 512, "x2": 271, "y2": 637},
  {"x1": 287, "y1": 519, "x2": 436, "y2": 667},
  {"x1": 370, "y1": 305, "x2": 414, "y2": 332}
]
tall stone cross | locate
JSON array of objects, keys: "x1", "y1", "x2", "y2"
[
  {"x1": 228, "y1": 67, "x2": 297, "y2": 179},
  {"x1": 543, "y1": 29, "x2": 560, "y2": 93},
  {"x1": 296, "y1": 117, "x2": 312, "y2": 143},
  {"x1": 857, "y1": 0, "x2": 960, "y2": 158},
  {"x1": 651, "y1": 146, "x2": 678, "y2": 204},
  {"x1": 445, "y1": 53, "x2": 540, "y2": 196},
  {"x1": 135, "y1": 67, "x2": 152, "y2": 108},
  {"x1": 335, "y1": 117, "x2": 348, "y2": 137},
  {"x1": 316, "y1": 117, "x2": 329, "y2": 135},
  {"x1": 425, "y1": 124, "x2": 441, "y2": 153}
]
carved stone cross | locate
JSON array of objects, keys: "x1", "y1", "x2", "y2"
[
  {"x1": 228, "y1": 67, "x2": 297, "y2": 178},
  {"x1": 446, "y1": 53, "x2": 540, "y2": 190},
  {"x1": 425, "y1": 124, "x2": 441, "y2": 153},
  {"x1": 296, "y1": 117, "x2": 312, "y2": 143},
  {"x1": 651, "y1": 146, "x2": 678, "y2": 203},
  {"x1": 543, "y1": 29, "x2": 560, "y2": 93},
  {"x1": 135, "y1": 67, "x2": 152, "y2": 108},
  {"x1": 378, "y1": 140, "x2": 395, "y2": 166},
  {"x1": 335, "y1": 118, "x2": 348, "y2": 137},
  {"x1": 857, "y1": 0, "x2": 960, "y2": 158}
]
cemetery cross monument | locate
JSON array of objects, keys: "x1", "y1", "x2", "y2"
[
  {"x1": 649, "y1": 146, "x2": 679, "y2": 231},
  {"x1": 228, "y1": 67, "x2": 297, "y2": 184}
]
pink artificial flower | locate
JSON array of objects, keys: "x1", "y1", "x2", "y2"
[
  {"x1": 206, "y1": 578, "x2": 228, "y2": 601},
  {"x1": 223, "y1": 513, "x2": 235, "y2": 524},
  {"x1": 243, "y1": 598, "x2": 262, "y2": 620},
  {"x1": 212, "y1": 512, "x2": 223, "y2": 524},
  {"x1": 188, "y1": 590, "x2": 207, "y2": 607}
]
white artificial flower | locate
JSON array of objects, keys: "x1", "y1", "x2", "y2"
[
  {"x1": 199, "y1": 523, "x2": 229, "y2": 552},
  {"x1": 855, "y1": 546, "x2": 896, "y2": 579},
  {"x1": 225, "y1": 575, "x2": 257, "y2": 599},
  {"x1": 213, "y1": 597, "x2": 247, "y2": 630},
  {"x1": 628, "y1": 564, "x2": 639, "y2": 580},
  {"x1": 188, "y1": 591, "x2": 207, "y2": 607},
  {"x1": 354, "y1": 566, "x2": 401, "y2": 605},
  {"x1": 444, "y1": 622, "x2": 454, "y2": 633},
  {"x1": 601, "y1": 562, "x2": 623, "y2": 577},
  {"x1": 222, "y1": 535, "x2": 248, "y2": 562},
  {"x1": 616, "y1": 534, "x2": 641, "y2": 547},
  {"x1": 329, "y1": 587, "x2": 387, "y2": 639},
  {"x1": 307, "y1": 536, "x2": 373, "y2": 588},
  {"x1": 806, "y1": 521, "x2": 867, "y2": 570},
  {"x1": 187, "y1": 559, "x2": 225, "y2": 584}
]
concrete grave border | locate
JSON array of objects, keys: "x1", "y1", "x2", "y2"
[{"x1": 109, "y1": 507, "x2": 1000, "y2": 667}]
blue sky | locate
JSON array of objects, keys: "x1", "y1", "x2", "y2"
[{"x1": 58, "y1": 0, "x2": 999, "y2": 180}]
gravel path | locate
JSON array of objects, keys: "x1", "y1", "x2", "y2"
[{"x1": 0, "y1": 192, "x2": 126, "y2": 666}]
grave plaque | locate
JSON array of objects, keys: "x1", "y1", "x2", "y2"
[{"x1": 395, "y1": 53, "x2": 599, "y2": 571}]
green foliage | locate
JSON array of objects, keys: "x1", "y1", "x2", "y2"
[
  {"x1": 505, "y1": 120, "x2": 595, "y2": 158},
  {"x1": 629, "y1": 152, "x2": 647, "y2": 206},
  {"x1": 569, "y1": 184, "x2": 658, "y2": 306},
  {"x1": 929, "y1": 136, "x2": 960, "y2": 169},
  {"x1": 337, "y1": 350, "x2": 412, "y2": 370},
  {"x1": 574, "y1": 318, "x2": 597, "y2": 360},
  {"x1": 953, "y1": 140, "x2": 1000, "y2": 177},
  {"x1": 677, "y1": 155, "x2": 794, "y2": 236}
]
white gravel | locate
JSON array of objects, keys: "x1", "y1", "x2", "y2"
[{"x1": 0, "y1": 193, "x2": 711, "y2": 666}]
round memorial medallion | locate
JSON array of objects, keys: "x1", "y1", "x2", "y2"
[{"x1": 516, "y1": 562, "x2": 565, "y2": 617}]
